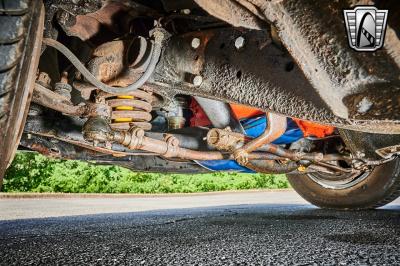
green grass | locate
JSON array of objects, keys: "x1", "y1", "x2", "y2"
[{"x1": 2, "y1": 152, "x2": 289, "y2": 193}]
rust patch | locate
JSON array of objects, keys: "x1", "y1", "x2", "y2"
[
  {"x1": 60, "y1": 2, "x2": 131, "y2": 42},
  {"x1": 30, "y1": 143, "x2": 52, "y2": 156},
  {"x1": 194, "y1": 0, "x2": 266, "y2": 30}
]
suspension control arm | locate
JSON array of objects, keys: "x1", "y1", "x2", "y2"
[
  {"x1": 32, "y1": 83, "x2": 111, "y2": 117},
  {"x1": 33, "y1": 83, "x2": 87, "y2": 116}
]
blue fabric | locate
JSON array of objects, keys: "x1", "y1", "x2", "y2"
[
  {"x1": 197, "y1": 160, "x2": 256, "y2": 173},
  {"x1": 242, "y1": 116, "x2": 303, "y2": 144},
  {"x1": 197, "y1": 115, "x2": 304, "y2": 172}
]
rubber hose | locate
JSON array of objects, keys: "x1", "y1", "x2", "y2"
[{"x1": 42, "y1": 30, "x2": 164, "y2": 95}]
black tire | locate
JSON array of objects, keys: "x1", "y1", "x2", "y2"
[
  {"x1": 288, "y1": 131, "x2": 400, "y2": 210},
  {"x1": 0, "y1": 0, "x2": 44, "y2": 183}
]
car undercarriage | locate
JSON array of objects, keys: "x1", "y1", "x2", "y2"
[{"x1": 0, "y1": 0, "x2": 400, "y2": 209}]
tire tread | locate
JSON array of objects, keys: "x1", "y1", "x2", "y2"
[{"x1": 0, "y1": 1, "x2": 28, "y2": 139}]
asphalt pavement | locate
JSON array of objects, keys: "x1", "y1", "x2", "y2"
[{"x1": 0, "y1": 190, "x2": 399, "y2": 265}]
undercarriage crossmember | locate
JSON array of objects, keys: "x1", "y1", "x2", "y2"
[{"x1": 17, "y1": 0, "x2": 400, "y2": 176}]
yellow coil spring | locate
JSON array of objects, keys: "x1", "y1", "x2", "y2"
[
  {"x1": 104, "y1": 89, "x2": 153, "y2": 131},
  {"x1": 114, "y1": 95, "x2": 135, "y2": 123}
]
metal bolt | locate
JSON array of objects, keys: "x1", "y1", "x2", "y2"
[
  {"x1": 185, "y1": 73, "x2": 203, "y2": 87},
  {"x1": 357, "y1": 97, "x2": 373, "y2": 114},
  {"x1": 60, "y1": 71, "x2": 68, "y2": 84},
  {"x1": 37, "y1": 72, "x2": 51, "y2": 87},
  {"x1": 191, "y1": 38, "x2": 201, "y2": 49},
  {"x1": 235, "y1": 36, "x2": 245, "y2": 50},
  {"x1": 192, "y1": 75, "x2": 203, "y2": 86},
  {"x1": 181, "y1": 9, "x2": 191, "y2": 15}
]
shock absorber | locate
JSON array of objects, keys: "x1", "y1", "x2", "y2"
[{"x1": 99, "y1": 88, "x2": 153, "y2": 131}]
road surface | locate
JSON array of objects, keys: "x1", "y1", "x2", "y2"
[{"x1": 0, "y1": 190, "x2": 399, "y2": 265}]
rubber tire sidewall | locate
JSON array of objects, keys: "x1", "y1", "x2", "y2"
[{"x1": 287, "y1": 158, "x2": 400, "y2": 210}]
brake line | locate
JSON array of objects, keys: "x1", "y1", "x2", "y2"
[{"x1": 42, "y1": 29, "x2": 164, "y2": 95}]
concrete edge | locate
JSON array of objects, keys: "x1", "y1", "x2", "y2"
[{"x1": 0, "y1": 189, "x2": 294, "y2": 199}]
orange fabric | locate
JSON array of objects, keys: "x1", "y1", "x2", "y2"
[
  {"x1": 230, "y1": 104, "x2": 264, "y2": 120},
  {"x1": 191, "y1": 99, "x2": 334, "y2": 138},
  {"x1": 293, "y1": 119, "x2": 335, "y2": 138}
]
